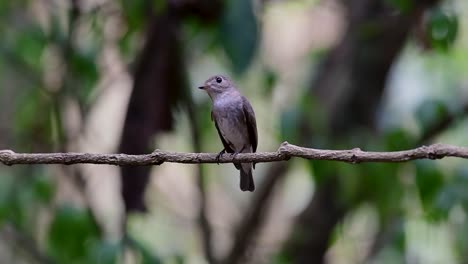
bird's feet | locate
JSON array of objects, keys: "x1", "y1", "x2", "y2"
[
  {"x1": 216, "y1": 149, "x2": 226, "y2": 164},
  {"x1": 231, "y1": 152, "x2": 240, "y2": 159},
  {"x1": 231, "y1": 146, "x2": 245, "y2": 160}
]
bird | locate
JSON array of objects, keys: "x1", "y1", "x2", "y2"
[{"x1": 198, "y1": 75, "x2": 258, "y2": 191}]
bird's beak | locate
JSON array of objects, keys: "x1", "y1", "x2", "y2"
[{"x1": 198, "y1": 85, "x2": 206, "y2": 90}]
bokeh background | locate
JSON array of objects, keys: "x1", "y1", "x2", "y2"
[{"x1": 0, "y1": 0, "x2": 467, "y2": 263}]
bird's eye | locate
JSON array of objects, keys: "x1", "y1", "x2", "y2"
[{"x1": 215, "y1": 77, "x2": 222, "y2": 83}]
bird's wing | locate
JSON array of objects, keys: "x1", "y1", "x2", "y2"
[
  {"x1": 242, "y1": 96, "x2": 258, "y2": 153},
  {"x1": 211, "y1": 111, "x2": 234, "y2": 153}
]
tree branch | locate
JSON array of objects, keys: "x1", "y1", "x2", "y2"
[{"x1": 0, "y1": 142, "x2": 467, "y2": 166}]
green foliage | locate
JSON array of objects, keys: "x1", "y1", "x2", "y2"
[
  {"x1": 415, "y1": 160, "x2": 445, "y2": 220},
  {"x1": 219, "y1": 0, "x2": 258, "y2": 75},
  {"x1": 12, "y1": 26, "x2": 47, "y2": 71},
  {"x1": 386, "y1": 0, "x2": 414, "y2": 13},
  {"x1": 121, "y1": 0, "x2": 148, "y2": 30},
  {"x1": 262, "y1": 69, "x2": 277, "y2": 95},
  {"x1": 48, "y1": 205, "x2": 101, "y2": 263},
  {"x1": 273, "y1": 251, "x2": 292, "y2": 264},
  {"x1": 384, "y1": 129, "x2": 417, "y2": 151},
  {"x1": 280, "y1": 107, "x2": 302, "y2": 144},
  {"x1": 426, "y1": 8, "x2": 458, "y2": 52},
  {"x1": 415, "y1": 99, "x2": 449, "y2": 133},
  {"x1": 416, "y1": 165, "x2": 468, "y2": 222},
  {"x1": 86, "y1": 240, "x2": 121, "y2": 264},
  {"x1": 360, "y1": 163, "x2": 402, "y2": 218},
  {"x1": 32, "y1": 173, "x2": 56, "y2": 203},
  {"x1": 0, "y1": 0, "x2": 466, "y2": 263},
  {"x1": 69, "y1": 49, "x2": 99, "y2": 104},
  {"x1": 0, "y1": 168, "x2": 55, "y2": 231},
  {"x1": 14, "y1": 89, "x2": 55, "y2": 149},
  {"x1": 0, "y1": 174, "x2": 14, "y2": 223}
]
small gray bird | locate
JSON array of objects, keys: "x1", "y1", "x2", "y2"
[{"x1": 199, "y1": 75, "x2": 258, "y2": 191}]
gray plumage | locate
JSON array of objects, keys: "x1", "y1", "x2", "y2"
[{"x1": 199, "y1": 75, "x2": 258, "y2": 191}]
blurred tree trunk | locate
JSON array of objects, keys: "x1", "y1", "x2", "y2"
[
  {"x1": 119, "y1": 10, "x2": 185, "y2": 213},
  {"x1": 281, "y1": 0, "x2": 440, "y2": 263},
  {"x1": 119, "y1": 0, "x2": 223, "y2": 214}
]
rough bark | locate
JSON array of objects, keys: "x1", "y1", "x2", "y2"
[{"x1": 0, "y1": 142, "x2": 467, "y2": 165}]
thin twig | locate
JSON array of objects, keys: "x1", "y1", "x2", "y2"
[{"x1": 0, "y1": 142, "x2": 467, "y2": 166}]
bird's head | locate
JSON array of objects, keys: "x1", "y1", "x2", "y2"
[{"x1": 198, "y1": 75, "x2": 235, "y2": 98}]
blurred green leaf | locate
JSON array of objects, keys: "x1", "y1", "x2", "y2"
[
  {"x1": 384, "y1": 129, "x2": 417, "y2": 151},
  {"x1": 12, "y1": 26, "x2": 47, "y2": 70},
  {"x1": 361, "y1": 163, "x2": 402, "y2": 218},
  {"x1": 48, "y1": 205, "x2": 100, "y2": 263},
  {"x1": 0, "y1": 173, "x2": 16, "y2": 224},
  {"x1": 431, "y1": 184, "x2": 457, "y2": 221},
  {"x1": 118, "y1": 30, "x2": 136, "y2": 59},
  {"x1": 385, "y1": 0, "x2": 414, "y2": 13},
  {"x1": 308, "y1": 160, "x2": 335, "y2": 184},
  {"x1": 10, "y1": 182, "x2": 35, "y2": 230},
  {"x1": 219, "y1": 0, "x2": 258, "y2": 75},
  {"x1": 426, "y1": 8, "x2": 458, "y2": 51},
  {"x1": 273, "y1": 250, "x2": 293, "y2": 264},
  {"x1": 14, "y1": 89, "x2": 54, "y2": 149},
  {"x1": 415, "y1": 160, "x2": 444, "y2": 218},
  {"x1": 69, "y1": 49, "x2": 99, "y2": 104},
  {"x1": 262, "y1": 69, "x2": 277, "y2": 95},
  {"x1": 427, "y1": 166, "x2": 468, "y2": 221},
  {"x1": 121, "y1": 0, "x2": 147, "y2": 30},
  {"x1": 0, "y1": 168, "x2": 53, "y2": 230},
  {"x1": 452, "y1": 167, "x2": 468, "y2": 212},
  {"x1": 415, "y1": 99, "x2": 449, "y2": 133},
  {"x1": 86, "y1": 240, "x2": 121, "y2": 264},
  {"x1": 280, "y1": 108, "x2": 301, "y2": 143},
  {"x1": 32, "y1": 174, "x2": 55, "y2": 204}
]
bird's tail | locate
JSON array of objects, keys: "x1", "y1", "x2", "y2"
[{"x1": 240, "y1": 163, "x2": 255, "y2": 192}]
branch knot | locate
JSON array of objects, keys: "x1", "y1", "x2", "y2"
[
  {"x1": 150, "y1": 150, "x2": 164, "y2": 165},
  {"x1": 350, "y1": 148, "x2": 362, "y2": 164}
]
